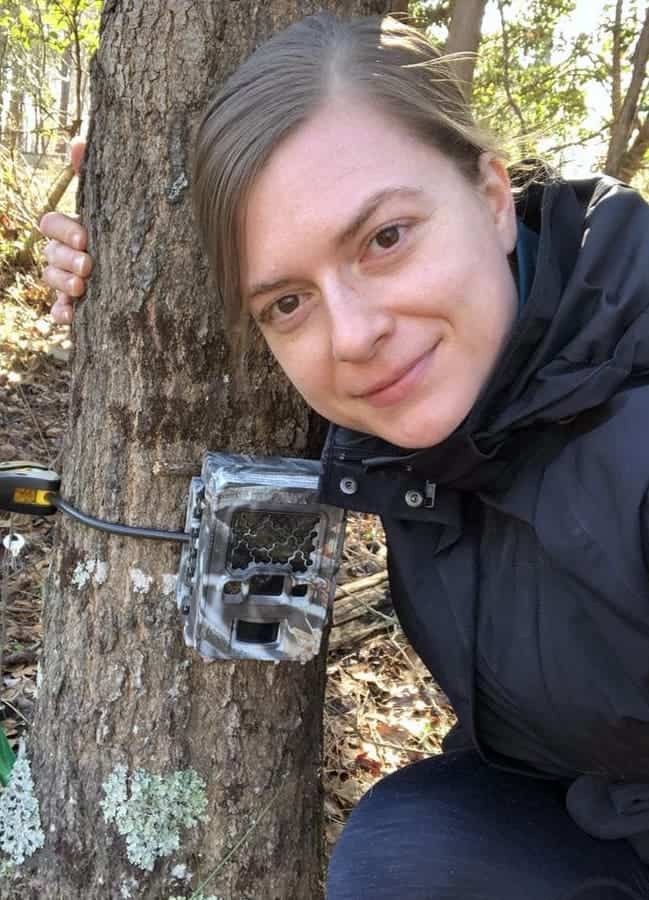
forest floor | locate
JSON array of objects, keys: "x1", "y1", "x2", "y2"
[{"x1": 0, "y1": 270, "x2": 455, "y2": 855}]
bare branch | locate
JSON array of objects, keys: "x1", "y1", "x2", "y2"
[
  {"x1": 543, "y1": 124, "x2": 611, "y2": 157},
  {"x1": 11, "y1": 163, "x2": 75, "y2": 267},
  {"x1": 618, "y1": 113, "x2": 649, "y2": 183},
  {"x1": 611, "y1": 0, "x2": 623, "y2": 119},
  {"x1": 496, "y1": 0, "x2": 528, "y2": 136},
  {"x1": 606, "y1": 4, "x2": 649, "y2": 174}
]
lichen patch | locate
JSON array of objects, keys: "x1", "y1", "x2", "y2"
[
  {"x1": 100, "y1": 765, "x2": 208, "y2": 872},
  {"x1": 0, "y1": 739, "x2": 45, "y2": 866},
  {"x1": 162, "y1": 573, "x2": 178, "y2": 596},
  {"x1": 71, "y1": 557, "x2": 108, "y2": 590},
  {"x1": 129, "y1": 567, "x2": 153, "y2": 594}
]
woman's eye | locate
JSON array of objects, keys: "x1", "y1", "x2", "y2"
[
  {"x1": 258, "y1": 293, "x2": 303, "y2": 327},
  {"x1": 276, "y1": 295, "x2": 299, "y2": 316},
  {"x1": 370, "y1": 224, "x2": 403, "y2": 252}
]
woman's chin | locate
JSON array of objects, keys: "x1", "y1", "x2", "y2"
[{"x1": 363, "y1": 413, "x2": 463, "y2": 450}]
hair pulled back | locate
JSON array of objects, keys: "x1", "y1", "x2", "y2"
[{"x1": 192, "y1": 14, "x2": 502, "y2": 337}]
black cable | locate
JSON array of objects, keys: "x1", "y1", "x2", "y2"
[{"x1": 52, "y1": 496, "x2": 191, "y2": 544}]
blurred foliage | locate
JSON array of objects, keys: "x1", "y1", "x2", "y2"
[
  {"x1": 472, "y1": 0, "x2": 591, "y2": 163},
  {"x1": 0, "y1": 0, "x2": 101, "y2": 150},
  {"x1": 410, "y1": 0, "x2": 649, "y2": 188},
  {"x1": 0, "y1": 147, "x2": 42, "y2": 270},
  {"x1": 0, "y1": 145, "x2": 75, "y2": 273},
  {"x1": 409, "y1": 0, "x2": 451, "y2": 34},
  {"x1": 0, "y1": 0, "x2": 101, "y2": 56},
  {"x1": 0, "y1": 1, "x2": 99, "y2": 270}
]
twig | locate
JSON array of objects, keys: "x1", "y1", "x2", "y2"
[
  {"x1": 352, "y1": 730, "x2": 428, "y2": 756},
  {"x1": 335, "y1": 571, "x2": 387, "y2": 598},
  {"x1": 15, "y1": 382, "x2": 51, "y2": 464},
  {"x1": 351, "y1": 594, "x2": 395, "y2": 626},
  {"x1": 496, "y1": 0, "x2": 528, "y2": 137},
  {"x1": 389, "y1": 634, "x2": 435, "y2": 707},
  {"x1": 0, "y1": 698, "x2": 30, "y2": 727},
  {"x1": 12, "y1": 164, "x2": 76, "y2": 268},
  {"x1": 3, "y1": 650, "x2": 38, "y2": 667},
  {"x1": 0, "y1": 515, "x2": 14, "y2": 683}
]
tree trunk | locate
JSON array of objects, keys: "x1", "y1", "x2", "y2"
[
  {"x1": 617, "y1": 115, "x2": 649, "y2": 184},
  {"x1": 18, "y1": 2, "x2": 389, "y2": 899},
  {"x1": 56, "y1": 44, "x2": 72, "y2": 154},
  {"x1": 445, "y1": 0, "x2": 488, "y2": 95},
  {"x1": 0, "y1": 27, "x2": 8, "y2": 132},
  {"x1": 604, "y1": 4, "x2": 649, "y2": 179},
  {"x1": 6, "y1": 74, "x2": 23, "y2": 152}
]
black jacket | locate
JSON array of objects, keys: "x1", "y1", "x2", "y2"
[{"x1": 320, "y1": 175, "x2": 649, "y2": 857}]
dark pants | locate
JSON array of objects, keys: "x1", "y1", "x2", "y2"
[{"x1": 326, "y1": 751, "x2": 649, "y2": 900}]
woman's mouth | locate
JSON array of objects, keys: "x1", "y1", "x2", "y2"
[{"x1": 356, "y1": 344, "x2": 438, "y2": 408}]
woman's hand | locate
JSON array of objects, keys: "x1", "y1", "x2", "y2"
[{"x1": 40, "y1": 139, "x2": 92, "y2": 325}]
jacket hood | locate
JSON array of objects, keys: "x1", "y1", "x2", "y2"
[{"x1": 324, "y1": 176, "x2": 649, "y2": 490}]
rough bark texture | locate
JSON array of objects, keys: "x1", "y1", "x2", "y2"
[{"x1": 12, "y1": 2, "x2": 390, "y2": 898}]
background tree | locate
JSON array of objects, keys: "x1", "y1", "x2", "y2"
[
  {"x1": 0, "y1": 0, "x2": 100, "y2": 266},
  {"x1": 8, "y1": 2, "x2": 396, "y2": 900},
  {"x1": 409, "y1": 0, "x2": 488, "y2": 84},
  {"x1": 445, "y1": 0, "x2": 489, "y2": 90},
  {"x1": 0, "y1": 0, "x2": 99, "y2": 154},
  {"x1": 602, "y1": 0, "x2": 649, "y2": 182}
]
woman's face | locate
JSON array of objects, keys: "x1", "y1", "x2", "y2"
[{"x1": 242, "y1": 98, "x2": 518, "y2": 449}]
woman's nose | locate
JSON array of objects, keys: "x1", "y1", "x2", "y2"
[{"x1": 326, "y1": 278, "x2": 393, "y2": 363}]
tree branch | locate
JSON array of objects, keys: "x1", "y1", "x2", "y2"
[
  {"x1": 445, "y1": 0, "x2": 488, "y2": 96},
  {"x1": 606, "y1": 4, "x2": 649, "y2": 175},
  {"x1": 618, "y1": 113, "x2": 649, "y2": 183},
  {"x1": 496, "y1": 0, "x2": 528, "y2": 136},
  {"x1": 611, "y1": 0, "x2": 623, "y2": 119}
]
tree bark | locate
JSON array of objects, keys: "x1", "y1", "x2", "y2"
[
  {"x1": 17, "y1": 2, "x2": 389, "y2": 899},
  {"x1": 445, "y1": 0, "x2": 488, "y2": 95},
  {"x1": 617, "y1": 115, "x2": 649, "y2": 184},
  {"x1": 56, "y1": 44, "x2": 73, "y2": 154},
  {"x1": 605, "y1": 4, "x2": 649, "y2": 179},
  {"x1": 6, "y1": 73, "x2": 23, "y2": 153}
]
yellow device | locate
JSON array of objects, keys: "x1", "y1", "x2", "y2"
[{"x1": 0, "y1": 461, "x2": 60, "y2": 516}]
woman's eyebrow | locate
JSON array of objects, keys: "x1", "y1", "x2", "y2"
[
  {"x1": 246, "y1": 276, "x2": 294, "y2": 305},
  {"x1": 335, "y1": 186, "x2": 424, "y2": 248}
]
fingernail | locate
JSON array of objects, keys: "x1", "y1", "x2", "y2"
[
  {"x1": 67, "y1": 276, "x2": 77, "y2": 291},
  {"x1": 74, "y1": 256, "x2": 85, "y2": 276}
]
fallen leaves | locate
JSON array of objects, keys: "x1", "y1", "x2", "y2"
[
  {"x1": 1, "y1": 276, "x2": 67, "y2": 751},
  {"x1": 323, "y1": 535, "x2": 456, "y2": 850}
]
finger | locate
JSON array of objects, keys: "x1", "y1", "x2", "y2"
[
  {"x1": 70, "y1": 138, "x2": 86, "y2": 176},
  {"x1": 51, "y1": 293, "x2": 75, "y2": 325},
  {"x1": 43, "y1": 265, "x2": 87, "y2": 298},
  {"x1": 42, "y1": 240, "x2": 93, "y2": 278},
  {"x1": 39, "y1": 212, "x2": 87, "y2": 251}
]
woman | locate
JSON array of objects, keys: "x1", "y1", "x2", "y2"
[{"x1": 40, "y1": 14, "x2": 649, "y2": 900}]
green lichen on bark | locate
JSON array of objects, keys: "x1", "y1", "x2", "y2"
[
  {"x1": 101, "y1": 765, "x2": 208, "y2": 872},
  {"x1": 0, "y1": 739, "x2": 45, "y2": 868}
]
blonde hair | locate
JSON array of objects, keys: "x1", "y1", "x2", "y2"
[{"x1": 192, "y1": 13, "x2": 503, "y2": 346}]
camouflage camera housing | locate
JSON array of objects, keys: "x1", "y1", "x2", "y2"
[{"x1": 176, "y1": 452, "x2": 346, "y2": 662}]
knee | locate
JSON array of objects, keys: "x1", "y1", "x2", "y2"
[{"x1": 326, "y1": 767, "x2": 449, "y2": 900}]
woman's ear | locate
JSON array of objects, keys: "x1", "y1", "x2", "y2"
[{"x1": 477, "y1": 153, "x2": 517, "y2": 255}]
